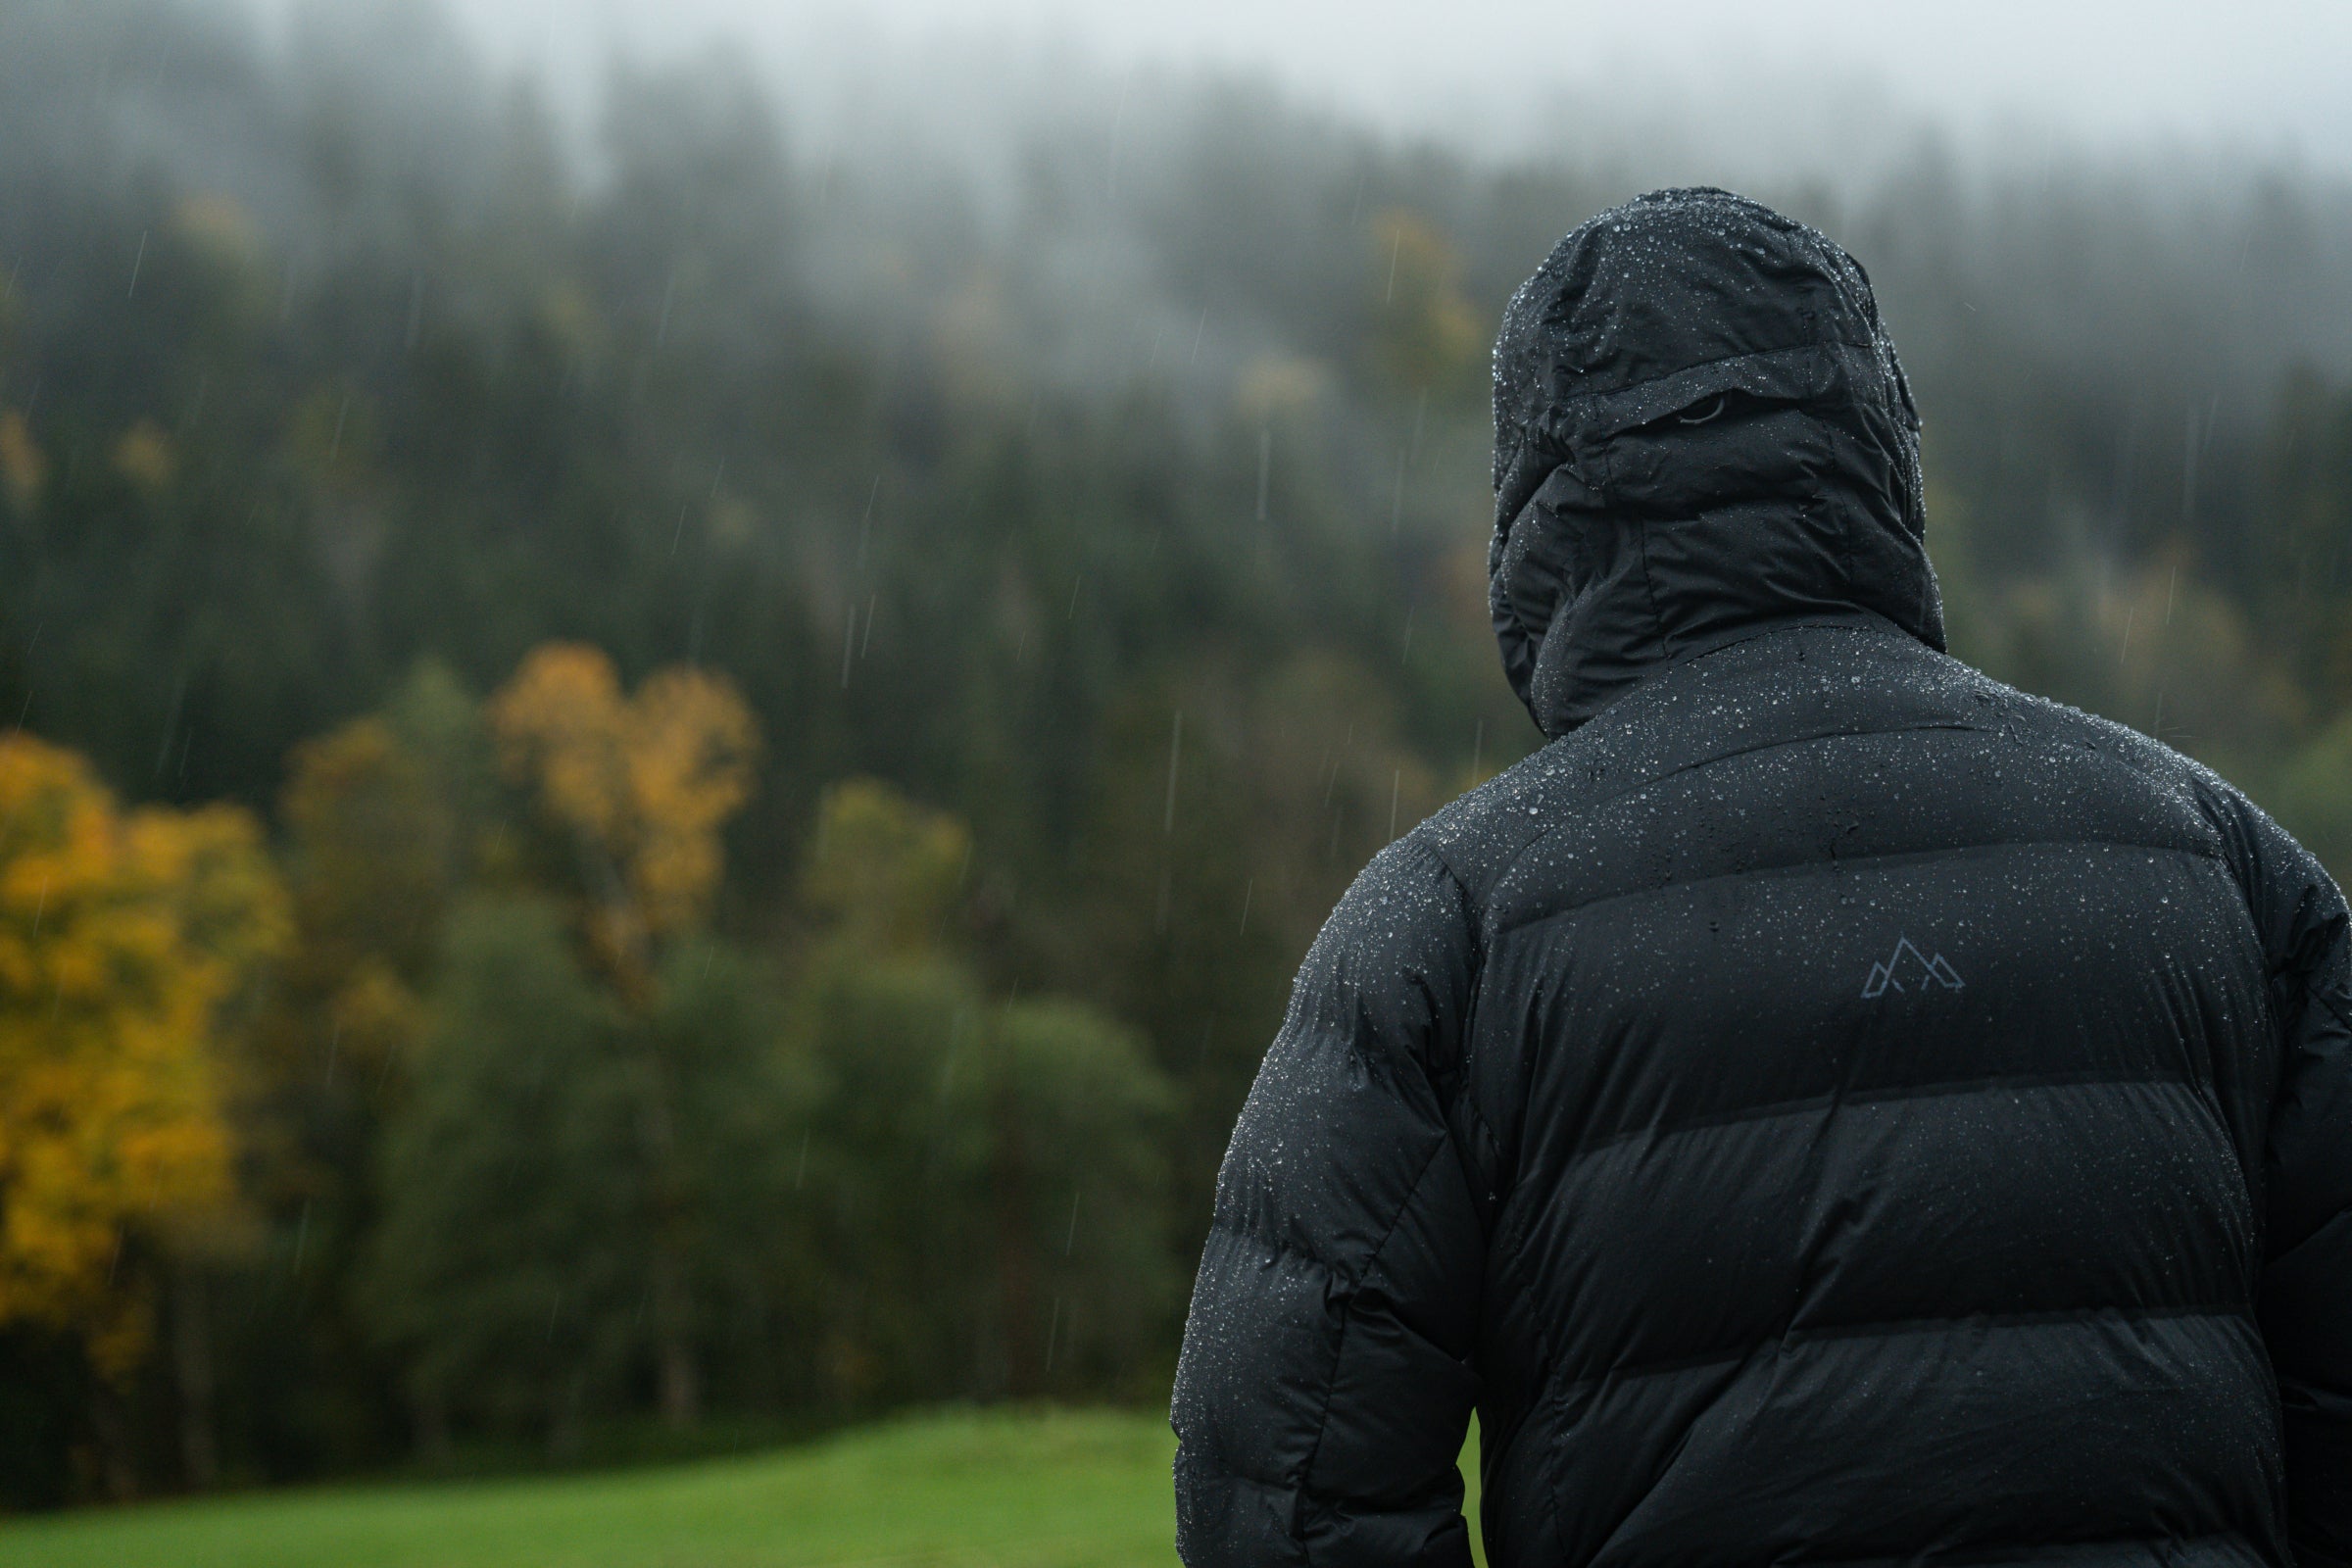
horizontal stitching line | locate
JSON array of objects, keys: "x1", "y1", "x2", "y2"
[
  {"x1": 1551, "y1": 1302, "x2": 2256, "y2": 1398},
  {"x1": 1544, "y1": 1068, "x2": 2212, "y2": 1165},
  {"x1": 1492, "y1": 714, "x2": 1987, "y2": 900},
  {"x1": 1532, "y1": 342, "x2": 1880, "y2": 422},
  {"x1": 1484, "y1": 1074, "x2": 2217, "y2": 1266},
  {"x1": 1715, "y1": 1529, "x2": 2260, "y2": 1568},
  {"x1": 1495, "y1": 834, "x2": 2225, "y2": 940},
  {"x1": 1200, "y1": 1214, "x2": 1341, "y2": 1284}
]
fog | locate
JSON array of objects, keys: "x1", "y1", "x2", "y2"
[{"x1": 242, "y1": 0, "x2": 2352, "y2": 178}]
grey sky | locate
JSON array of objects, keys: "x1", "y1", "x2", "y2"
[{"x1": 389, "y1": 1, "x2": 2350, "y2": 166}]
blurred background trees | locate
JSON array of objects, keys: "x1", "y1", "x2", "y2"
[
  {"x1": 0, "y1": 0, "x2": 2348, "y2": 1506},
  {"x1": 0, "y1": 734, "x2": 283, "y2": 1497}
]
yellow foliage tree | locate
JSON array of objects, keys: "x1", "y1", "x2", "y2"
[
  {"x1": 0, "y1": 734, "x2": 286, "y2": 1377},
  {"x1": 481, "y1": 644, "x2": 760, "y2": 1427},
  {"x1": 802, "y1": 777, "x2": 971, "y2": 956},
  {"x1": 112, "y1": 420, "x2": 176, "y2": 494},
  {"x1": 486, "y1": 644, "x2": 758, "y2": 986},
  {"x1": 0, "y1": 408, "x2": 45, "y2": 512}
]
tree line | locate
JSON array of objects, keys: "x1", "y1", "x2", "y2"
[{"x1": 2, "y1": 646, "x2": 1179, "y2": 1501}]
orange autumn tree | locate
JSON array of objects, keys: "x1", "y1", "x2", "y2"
[
  {"x1": 0, "y1": 734, "x2": 286, "y2": 1379},
  {"x1": 478, "y1": 643, "x2": 759, "y2": 1426},
  {"x1": 485, "y1": 644, "x2": 758, "y2": 990}
]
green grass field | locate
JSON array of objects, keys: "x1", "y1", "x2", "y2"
[{"x1": 0, "y1": 1408, "x2": 1484, "y2": 1568}]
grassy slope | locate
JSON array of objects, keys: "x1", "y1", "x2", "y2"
[{"x1": 0, "y1": 1407, "x2": 1486, "y2": 1568}]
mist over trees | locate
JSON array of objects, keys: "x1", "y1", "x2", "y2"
[{"x1": 0, "y1": 0, "x2": 2348, "y2": 1504}]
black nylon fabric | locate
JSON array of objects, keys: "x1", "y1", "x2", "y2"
[
  {"x1": 1487, "y1": 187, "x2": 1941, "y2": 738},
  {"x1": 1173, "y1": 191, "x2": 2352, "y2": 1568}
]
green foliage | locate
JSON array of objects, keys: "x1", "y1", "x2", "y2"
[
  {"x1": 800, "y1": 780, "x2": 971, "y2": 957},
  {"x1": 1945, "y1": 551, "x2": 2309, "y2": 789},
  {"x1": 2277, "y1": 713, "x2": 2352, "y2": 888},
  {"x1": 640, "y1": 936, "x2": 826, "y2": 1415},
  {"x1": 994, "y1": 999, "x2": 1180, "y2": 1398},
  {"x1": 361, "y1": 899, "x2": 644, "y2": 1441},
  {"x1": 361, "y1": 902, "x2": 816, "y2": 1450},
  {"x1": 793, "y1": 957, "x2": 992, "y2": 1404},
  {"x1": 2257, "y1": 368, "x2": 2352, "y2": 711},
  {"x1": 1366, "y1": 210, "x2": 1488, "y2": 407},
  {"x1": 788, "y1": 771, "x2": 1181, "y2": 1402},
  {"x1": 793, "y1": 955, "x2": 1177, "y2": 1408}
]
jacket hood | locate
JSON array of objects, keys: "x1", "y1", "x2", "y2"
[{"x1": 1490, "y1": 187, "x2": 1944, "y2": 737}]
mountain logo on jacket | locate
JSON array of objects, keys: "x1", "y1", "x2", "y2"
[{"x1": 1862, "y1": 936, "x2": 1964, "y2": 999}]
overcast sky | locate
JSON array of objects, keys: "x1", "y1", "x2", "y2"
[
  {"x1": 229, "y1": 0, "x2": 2352, "y2": 180},
  {"x1": 255, "y1": 1, "x2": 2352, "y2": 173}
]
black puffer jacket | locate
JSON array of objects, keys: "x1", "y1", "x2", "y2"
[{"x1": 1172, "y1": 189, "x2": 2352, "y2": 1568}]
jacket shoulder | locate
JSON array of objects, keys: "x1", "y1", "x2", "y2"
[
  {"x1": 1975, "y1": 665, "x2": 2245, "y2": 840},
  {"x1": 1406, "y1": 744, "x2": 1566, "y2": 911}
]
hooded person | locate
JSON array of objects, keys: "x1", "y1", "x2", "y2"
[{"x1": 1171, "y1": 188, "x2": 2352, "y2": 1568}]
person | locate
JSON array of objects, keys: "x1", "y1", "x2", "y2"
[{"x1": 1170, "y1": 187, "x2": 2352, "y2": 1568}]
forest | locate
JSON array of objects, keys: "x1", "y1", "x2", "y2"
[{"x1": 1, "y1": 0, "x2": 2350, "y2": 1507}]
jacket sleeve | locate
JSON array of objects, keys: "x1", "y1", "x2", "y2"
[
  {"x1": 1172, "y1": 836, "x2": 1486, "y2": 1568},
  {"x1": 2228, "y1": 795, "x2": 2352, "y2": 1565}
]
